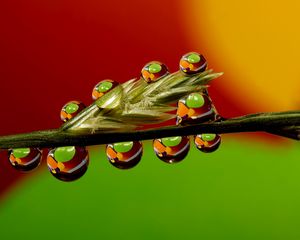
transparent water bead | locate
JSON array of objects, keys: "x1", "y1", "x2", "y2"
[
  {"x1": 47, "y1": 146, "x2": 89, "y2": 181},
  {"x1": 106, "y1": 141, "x2": 143, "y2": 169},
  {"x1": 46, "y1": 100, "x2": 89, "y2": 181},
  {"x1": 176, "y1": 92, "x2": 217, "y2": 125},
  {"x1": 141, "y1": 61, "x2": 169, "y2": 83},
  {"x1": 60, "y1": 100, "x2": 86, "y2": 122},
  {"x1": 153, "y1": 136, "x2": 190, "y2": 164},
  {"x1": 92, "y1": 79, "x2": 119, "y2": 100},
  {"x1": 8, "y1": 147, "x2": 42, "y2": 172},
  {"x1": 194, "y1": 134, "x2": 221, "y2": 153},
  {"x1": 179, "y1": 52, "x2": 207, "y2": 74}
]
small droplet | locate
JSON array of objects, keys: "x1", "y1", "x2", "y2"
[
  {"x1": 176, "y1": 92, "x2": 216, "y2": 125},
  {"x1": 153, "y1": 136, "x2": 190, "y2": 164},
  {"x1": 141, "y1": 61, "x2": 169, "y2": 83},
  {"x1": 92, "y1": 79, "x2": 119, "y2": 100},
  {"x1": 180, "y1": 52, "x2": 207, "y2": 74},
  {"x1": 106, "y1": 141, "x2": 143, "y2": 169},
  {"x1": 60, "y1": 101, "x2": 86, "y2": 122},
  {"x1": 8, "y1": 147, "x2": 42, "y2": 171},
  {"x1": 47, "y1": 146, "x2": 89, "y2": 181},
  {"x1": 194, "y1": 134, "x2": 221, "y2": 153}
]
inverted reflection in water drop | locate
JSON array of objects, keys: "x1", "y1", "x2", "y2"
[
  {"x1": 153, "y1": 136, "x2": 190, "y2": 164},
  {"x1": 141, "y1": 61, "x2": 169, "y2": 83},
  {"x1": 47, "y1": 146, "x2": 89, "y2": 182},
  {"x1": 179, "y1": 52, "x2": 207, "y2": 75},
  {"x1": 194, "y1": 134, "x2": 221, "y2": 153},
  {"x1": 60, "y1": 100, "x2": 86, "y2": 122},
  {"x1": 176, "y1": 92, "x2": 217, "y2": 125},
  {"x1": 92, "y1": 79, "x2": 119, "y2": 100},
  {"x1": 106, "y1": 141, "x2": 143, "y2": 169},
  {"x1": 8, "y1": 147, "x2": 42, "y2": 172}
]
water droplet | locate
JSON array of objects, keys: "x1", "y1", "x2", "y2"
[
  {"x1": 141, "y1": 61, "x2": 169, "y2": 83},
  {"x1": 194, "y1": 134, "x2": 221, "y2": 153},
  {"x1": 47, "y1": 146, "x2": 89, "y2": 181},
  {"x1": 106, "y1": 141, "x2": 143, "y2": 169},
  {"x1": 153, "y1": 136, "x2": 190, "y2": 164},
  {"x1": 92, "y1": 79, "x2": 119, "y2": 100},
  {"x1": 176, "y1": 92, "x2": 216, "y2": 125},
  {"x1": 179, "y1": 52, "x2": 207, "y2": 74},
  {"x1": 8, "y1": 147, "x2": 42, "y2": 171},
  {"x1": 60, "y1": 100, "x2": 86, "y2": 122}
]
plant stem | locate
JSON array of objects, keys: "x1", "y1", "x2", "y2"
[{"x1": 0, "y1": 111, "x2": 299, "y2": 149}]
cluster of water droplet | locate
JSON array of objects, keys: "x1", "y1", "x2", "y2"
[
  {"x1": 150, "y1": 52, "x2": 221, "y2": 163},
  {"x1": 8, "y1": 52, "x2": 221, "y2": 181}
]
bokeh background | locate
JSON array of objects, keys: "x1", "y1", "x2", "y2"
[{"x1": 0, "y1": 0, "x2": 299, "y2": 239}]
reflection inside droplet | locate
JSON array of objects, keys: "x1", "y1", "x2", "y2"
[
  {"x1": 106, "y1": 141, "x2": 143, "y2": 169},
  {"x1": 153, "y1": 136, "x2": 190, "y2": 164},
  {"x1": 92, "y1": 79, "x2": 119, "y2": 100},
  {"x1": 176, "y1": 92, "x2": 217, "y2": 125},
  {"x1": 194, "y1": 134, "x2": 221, "y2": 153},
  {"x1": 8, "y1": 147, "x2": 42, "y2": 172},
  {"x1": 47, "y1": 146, "x2": 89, "y2": 181},
  {"x1": 179, "y1": 52, "x2": 207, "y2": 75},
  {"x1": 141, "y1": 61, "x2": 169, "y2": 83}
]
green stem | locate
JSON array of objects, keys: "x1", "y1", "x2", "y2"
[{"x1": 0, "y1": 111, "x2": 299, "y2": 149}]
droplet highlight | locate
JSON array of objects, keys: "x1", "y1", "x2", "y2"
[
  {"x1": 106, "y1": 141, "x2": 143, "y2": 169},
  {"x1": 60, "y1": 100, "x2": 86, "y2": 122},
  {"x1": 176, "y1": 92, "x2": 217, "y2": 125},
  {"x1": 179, "y1": 52, "x2": 207, "y2": 74},
  {"x1": 153, "y1": 136, "x2": 190, "y2": 164},
  {"x1": 47, "y1": 146, "x2": 89, "y2": 181},
  {"x1": 141, "y1": 61, "x2": 169, "y2": 83},
  {"x1": 8, "y1": 147, "x2": 42, "y2": 171},
  {"x1": 92, "y1": 79, "x2": 119, "y2": 100},
  {"x1": 194, "y1": 134, "x2": 221, "y2": 153}
]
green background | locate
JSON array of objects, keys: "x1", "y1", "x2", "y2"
[{"x1": 0, "y1": 137, "x2": 299, "y2": 240}]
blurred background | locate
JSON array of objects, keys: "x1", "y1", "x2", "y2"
[{"x1": 0, "y1": 0, "x2": 299, "y2": 239}]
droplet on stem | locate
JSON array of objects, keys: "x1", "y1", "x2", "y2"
[
  {"x1": 8, "y1": 147, "x2": 42, "y2": 172},
  {"x1": 47, "y1": 146, "x2": 89, "y2": 181},
  {"x1": 92, "y1": 79, "x2": 119, "y2": 100},
  {"x1": 106, "y1": 141, "x2": 143, "y2": 169},
  {"x1": 179, "y1": 52, "x2": 207, "y2": 74},
  {"x1": 153, "y1": 136, "x2": 190, "y2": 164},
  {"x1": 60, "y1": 100, "x2": 86, "y2": 122},
  {"x1": 176, "y1": 92, "x2": 217, "y2": 125},
  {"x1": 47, "y1": 100, "x2": 89, "y2": 181},
  {"x1": 141, "y1": 61, "x2": 169, "y2": 83},
  {"x1": 194, "y1": 134, "x2": 221, "y2": 153}
]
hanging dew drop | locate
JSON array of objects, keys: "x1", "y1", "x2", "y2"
[
  {"x1": 47, "y1": 146, "x2": 89, "y2": 182},
  {"x1": 106, "y1": 141, "x2": 143, "y2": 169},
  {"x1": 194, "y1": 134, "x2": 221, "y2": 153},
  {"x1": 8, "y1": 147, "x2": 42, "y2": 172},
  {"x1": 153, "y1": 136, "x2": 190, "y2": 164}
]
